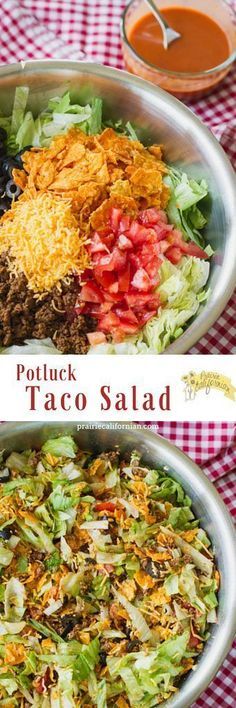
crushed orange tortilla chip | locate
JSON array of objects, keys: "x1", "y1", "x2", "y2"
[
  {"x1": 145, "y1": 549, "x2": 171, "y2": 561},
  {"x1": 134, "y1": 569, "x2": 156, "y2": 590},
  {"x1": 149, "y1": 587, "x2": 170, "y2": 606},
  {"x1": 4, "y1": 643, "x2": 27, "y2": 666},
  {"x1": 13, "y1": 127, "x2": 169, "y2": 227}
]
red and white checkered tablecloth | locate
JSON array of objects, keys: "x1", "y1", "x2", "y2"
[{"x1": 0, "y1": 0, "x2": 235, "y2": 354}]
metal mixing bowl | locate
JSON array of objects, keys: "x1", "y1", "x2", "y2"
[
  {"x1": 0, "y1": 421, "x2": 235, "y2": 707},
  {"x1": 0, "y1": 60, "x2": 235, "y2": 352}
]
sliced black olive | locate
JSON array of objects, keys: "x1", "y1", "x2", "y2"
[
  {"x1": 0, "y1": 176, "x2": 6, "y2": 197},
  {"x1": 0, "y1": 198, "x2": 11, "y2": 218},
  {"x1": 0, "y1": 527, "x2": 11, "y2": 540},
  {"x1": 144, "y1": 559, "x2": 161, "y2": 579},
  {"x1": 0, "y1": 468, "x2": 10, "y2": 482},
  {"x1": 0, "y1": 128, "x2": 7, "y2": 143},
  {"x1": 60, "y1": 615, "x2": 80, "y2": 639},
  {"x1": 5, "y1": 179, "x2": 21, "y2": 200},
  {"x1": 79, "y1": 543, "x2": 90, "y2": 553},
  {"x1": 127, "y1": 639, "x2": 141, "y2": 651},
  {"x1": 14, "y1": 146, "x2": 32, "y2": 168},
  {"x1": 99, "y1": 651, "x2": 107, "y2": 667},
  {"x1": 125, "y1": 627, "x2": 131, "y2": 639},
  {"x1": 0, "y1": 157, "x2": 18, "y2": 178}
]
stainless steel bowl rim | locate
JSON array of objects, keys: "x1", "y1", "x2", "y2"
[
  {"x1": 0, "y1": 59, "x2": 235, "y2": 353},
  {"x1": 0, "y1": 420, "x2": 235, "y2": 708}
]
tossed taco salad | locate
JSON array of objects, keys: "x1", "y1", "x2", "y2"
[
  {"x1": 0, "y1": 88, "x2": 212, "y2": 355},
  {"x1": 0, "y1": 436, "x2": 218, "y2": 705}
]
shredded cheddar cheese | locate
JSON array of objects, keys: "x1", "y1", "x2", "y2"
[{"x1": 0, "y1": 192, "x2": 90, "y2": 292}]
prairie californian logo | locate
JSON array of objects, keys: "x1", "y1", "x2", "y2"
[{"x1": 182, "y1": 371, "x2": 236, "y2": 401}]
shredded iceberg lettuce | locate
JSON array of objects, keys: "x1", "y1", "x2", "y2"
[
  {"x1": 165, "y1": 166, "x2": 208, "y2": 248},
  {"x1": 0, "y1": 338, "x2": 62, "y2": 355},
  {"x1": 3, "y1": 88, "x2": 103, "y2": 152},
  {"x1": 107, "y1": 631, "x2": 190, "y2": 703},
  {"x1": 4, "y1": 578, "x2": 26, "y2": 621},
  {"x1": 42, "y1": 435, "x2": 77, "y2": 459}
]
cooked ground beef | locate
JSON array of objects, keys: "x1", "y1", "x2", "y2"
[{"x1": 0, "y1": 254, "x2": 96, "y2": 353}]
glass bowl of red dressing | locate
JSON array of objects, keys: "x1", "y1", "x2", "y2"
[{"x1": 121, "y1": 0, "x2": 236, "y2": 100}]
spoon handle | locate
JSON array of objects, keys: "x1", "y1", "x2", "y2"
[
  {"x1": 146, "y1": 0, "x2": 169, "y2": 28},
  {"x1": 145, "y1": 0, "x2": 169, "y2": 48}
]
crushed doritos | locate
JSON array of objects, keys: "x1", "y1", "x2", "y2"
[{"x1": 13, "y1": 127, "x2": 169, "y2": 223}]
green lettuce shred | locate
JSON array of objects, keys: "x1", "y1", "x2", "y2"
[{"x1": 42, "y1": 435, "x2": 77, "y2": 459}]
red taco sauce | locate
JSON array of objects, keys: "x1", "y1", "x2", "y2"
[{"x1": 128, "y1": 7, "x2": 230, "y2": 73}]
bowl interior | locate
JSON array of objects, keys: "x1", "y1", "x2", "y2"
[
  {"x1": 0, "y1": 421, "x2": 235, "y2": 708},
  {"x1": 0, "y1": 61, "x2": 235, "y2": 352}
]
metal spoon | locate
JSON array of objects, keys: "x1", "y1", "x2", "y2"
[{"x1": 145, "y1": 0, "x2": 181, "y2": 50}]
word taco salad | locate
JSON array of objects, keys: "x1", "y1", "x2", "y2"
[
  {"x1": 0, "y1": 435, "x2": 219, "y2": 706},
  {"x1": 0, "y1": 88, "x2": 212, "y2": 355}
]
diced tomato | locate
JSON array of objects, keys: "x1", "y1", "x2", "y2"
[
  {"x1": 189, "y1": 631, "x2": 201, "y2": 648},
  {"x1": 128, "y1": 252, "x2": 142, "y2": 270},
  {"x1": 99, "y1": 312, "x2": 121, "y2": 332},
  {"x1": 183, "y1": 243, "x2": 207, "y2": 259},
  {"x1": 118, "y1": 321, "x2": 139, "y2": 334},
  {"x1": 138, "y1": 207, "x2": 167, "y2": 225},
  {"x1": 167, "y1": 228, "x2": 183, "y2": 245},
  {"x1": 99, "y1": 301, "x2": 113, "y2": 314},
  {"x1": 153, "y1": 223, "x2": 173, "y2": 241},
  {"x1": 90, "y1": 232, "x2": 108, "y2": 254},
  {"x1": 94, "y1": 270, "x2": 116, "y2": 289},
  {"x1": 110, "y1": 207, "x2": 123, "y2": 232},
  {"x1": 118, "y1": 215, "x2": 131, "y2": 233},
  {"x1": 131, "y1": 268, "x2": 151, "y2": 291},
  {"x1": 112, "y1": 330, "x2": 125, "y2": 343},
  {"x1": 95, "y1": 253, "x2": 114, "y2": 271},
  {"x1": 80, "y1": 282, "x2": 104, "y2": 303},
  {"x1": 95, "y1": 250, "x2": 127, "y2": 276},
  {"x1": 108, "y1": 281, "x2": 119, "y2": 294},
  {"x1": 34, "y1": 668, "x2": 52, "y2": 694},
  {"x1": 118, "y1": 263, "x2": 130, "y2": 292},
  {"x1": 127, "y1": 221, "x2": 152, "y2": 245},
  {"x1": 125, "y1": 292, "x2": 159, "y2": 308},
  {"x1": 165, "y1": 246, "x2": 182, "y2": 264},
  {"x1": 81, "y1": 303, "x2": 101, "y2": 317},
  {"x1": 87, "y1": 332, "x2": 106, "y2": 346},
  {"x1": 117, "y1": 234, "x2": 133, "y2": 250},
  {"x1": 114, "y1": 308, "x2": 138, "y2": 325},
  {"x1": 111, "y1": 248, "x2": 127, "y2": 272},
  {"x1": 159, "y1": 239, "x2": 169, "y2": 253},
  {"x1": 95, "y1": 502, "x2": 116, "y2": 512},
  {"x1": 145, "y1": 257, "x2": 161, "y2": 281},
  {"x1": 104, "y1": 564, "x2": 114, "y2": 573},
  {"x1": 139, "y1": 309, "x2": 157, "y2": 325}
]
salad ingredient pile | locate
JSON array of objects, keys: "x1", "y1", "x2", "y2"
[
  {"x1": 0, "y1": 88, "x2": 211, "y2": 354},
  {"x1": 0, "y1": 436, "x2": 218, "y2": 706}
]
